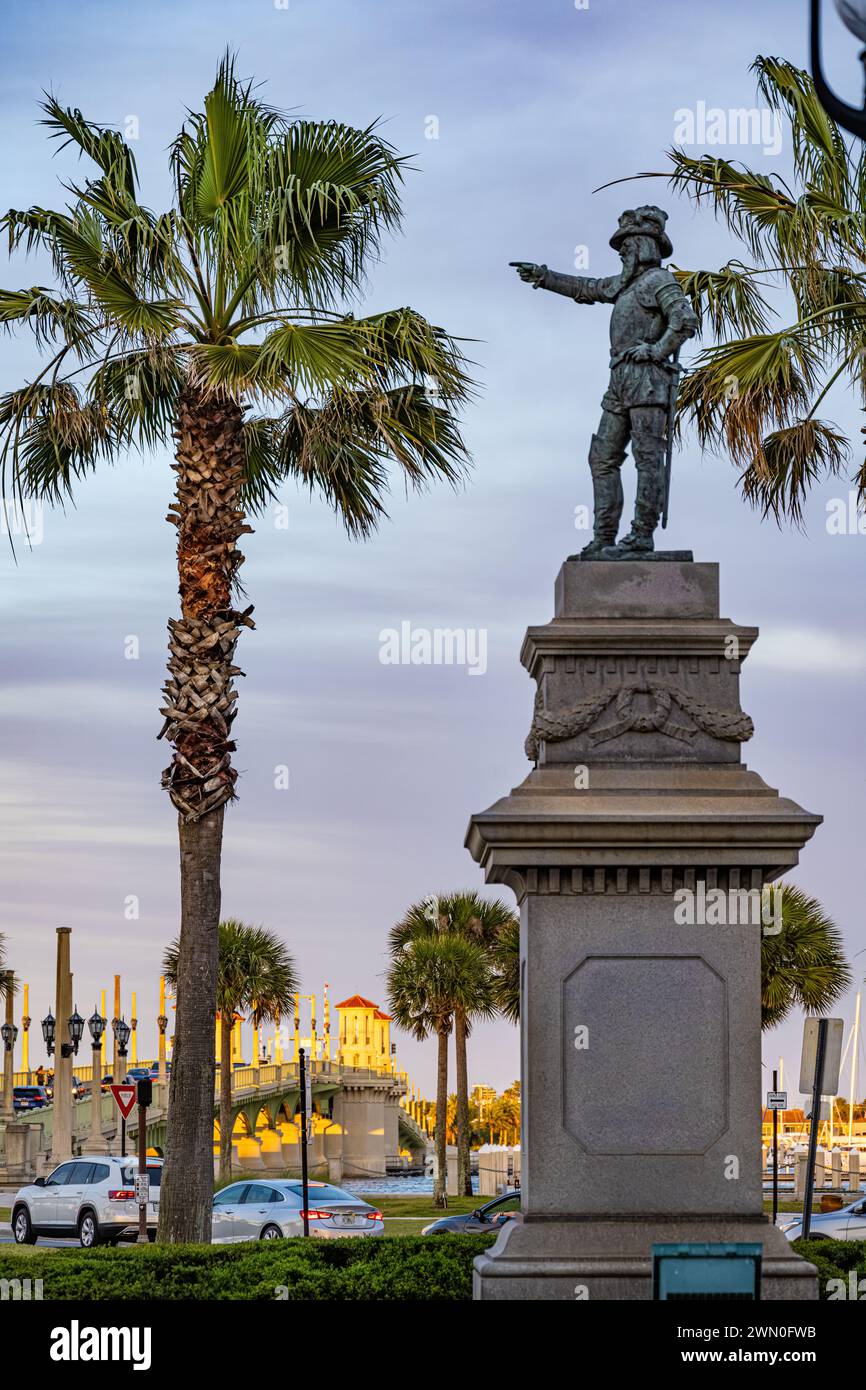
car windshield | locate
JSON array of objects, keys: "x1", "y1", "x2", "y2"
[{"x1": 281, "y1": 1182, "x2": 355, "y2": 1204}]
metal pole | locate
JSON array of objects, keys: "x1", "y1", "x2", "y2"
[
  {"x1": 137, "y1": 1097, "x2": 148, "y2": 1243},
  {"x1": 801, "y1": 1018, "x2": 828, "y2": 1241},
  {"x1": 850, "y1": 991, "x2": 861, "y2": 1144},
  {"x1": 121, "y1": 1114, "x2": 127, "y2": 1159},
  {"x1": 299, "y1": 1046, "x2": 310, "y2": 1237},
  {"x1": 778, "y1": 1067, "x2": 783, "y2": 1223}
]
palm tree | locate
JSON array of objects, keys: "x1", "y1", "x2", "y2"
[
  {"x1": 389, "y1": 891, "x2": 517, "y2": 1194},
  {"x1": 629, "y1": 57, "x2": 866, "y2": 521},
  {"x1": 0, "y1": 56, "x2": 471, "y2": 1240},
  {"x1": 489, "y1": 916, "x2": 520, "y2": 1026},
  {"x1": 760, "y1": 885, "x2": 850, "y2": 1028},
  {"x1": 495, "y1": 882, "x2": 849, "y2": 1031},
  {"x1": 164, "y1": 918, "x2": 298, "y2": 1182},
  {"x1": 387, "y1": 933, "x2": 495, "y2": 1208}
]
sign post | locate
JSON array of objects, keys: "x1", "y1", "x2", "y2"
[
  {"x1": 299, "y1": 1047, "x2": 310, "y2": 1237},
  {"x1": 767, "y1": 1075, "x2": 787, "y2": 1225},
  {"x1": 799, "y1": 1017, "x2": 844, "y2": 1240},
  {"x1": 109, "y1": 1082, "x2": 136, "y2": 1160},
  {"x1": 136, "y1": 1077, "x2": 152, "y2": 1244}
]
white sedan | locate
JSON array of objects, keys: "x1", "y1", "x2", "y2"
[{"x1": 211, "y1": 1179, "x2": 384, "y2": 1242}]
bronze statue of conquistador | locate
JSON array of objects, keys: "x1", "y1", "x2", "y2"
[{"x1": 512, "y1": 206, "x2": 698, "y2": 558}]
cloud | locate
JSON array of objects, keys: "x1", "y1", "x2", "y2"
[{"x1": 749, "y1": 628, "x2": 866, "y2": 674}]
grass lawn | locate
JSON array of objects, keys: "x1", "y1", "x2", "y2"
[{"x1": 371, "y1": 1193, "x2": 480, "y2": 1236}]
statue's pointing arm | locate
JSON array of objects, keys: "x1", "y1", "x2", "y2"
[{"x1": 533, "y1": 267, "x2": 620, "y2": 304}]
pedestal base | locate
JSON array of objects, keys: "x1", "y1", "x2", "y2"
[{"x1": 473, "y1": 1217, "x2": 818, "y2": 1301}]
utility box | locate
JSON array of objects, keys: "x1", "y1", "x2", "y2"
[{"x1": 652, "y1": 1243, "x2": 762, "y2": 1300}]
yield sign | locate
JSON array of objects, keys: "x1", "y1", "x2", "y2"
[{"x1": 110, "y1": 1083, "x2": 137, "y2": 1120}]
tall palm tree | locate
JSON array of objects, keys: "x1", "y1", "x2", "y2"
[
  {"x1": 387, "y1": 933, "x2": 495, "y2": 1208},
  {"x1": 0, "y1": 56, "x2": 471, "y2": 1241},
  {"x1": 496, "y1": 882, "x2": 849, "y2": 1031},
  {"x1": 628, "y1": 56, "x2": 866, "y2": 521},
  {"x1": 164, "y1": 918, "x2": 298, "y2": 1182},
  {"x1": 389, "y1": 891, "x2": 517, "y2": 1194},
  {"x1": 489, "y1": 916, "x2": 520, "y2": 1026}
]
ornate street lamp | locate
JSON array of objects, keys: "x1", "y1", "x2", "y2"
[
  {"x1": 1, "y1": 1019, "x2": 18, "y2": 1051},
  {"x1": 68, "y1": 1006, "x2": 85, "y2": 1055},
  {"x1": 811, "y1": 0, "x2": 866, "y2": 138},
  {"x1": 115, "y1": 1015, "x2": 131, "y2": 1059},
  {"x1": 41, "y1": 1009, "x2": 56, "y2": 1057},
  {"x1": 88, "y1": 1008, "x2": 106, "y2": 1048}
]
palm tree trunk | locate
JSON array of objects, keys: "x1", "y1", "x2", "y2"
[
  {"x1": 219, "y1": 1012, "x2": 234, "y2": 1182},
  {"x1": 433, "y1": 1024, "x2": 449, "y2": 1209},
  {"x1": 158, "y1": 808, "x2": 223, "y2": 1242},
  {"x1": 455, "y1": 1008, "x2": 472, "y2": 1196},
  {"x1": 157, "y1": 387, "x2": 253, "y2": 1244}
]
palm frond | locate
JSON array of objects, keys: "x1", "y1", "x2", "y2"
[
  {"x1": 741, "y1": 418, "x2": 849, "y2": 525},
  {"x1": 0, "y1": 287, "x2": 97, "y2": 352},
  {"x1": 39, "y1": 94, "x2": 138, "y2": 198},
  {"x1": 673, "y1": 262, "x2": 772, "y2": 340}
]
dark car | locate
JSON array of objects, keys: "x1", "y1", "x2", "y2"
[
  {"x1": 422, "y1": 1190, "x2": 521, "y2": 1235},
  {"x1": 123, "y1": 1068, "x2": 151, "y2": 1084},
  {"x1": 71, "y1": 1075, "x2": 87, "y2": 1101},
  {"x1": 12, "y1": 1085, "x2": 50, "y2": 1113}
]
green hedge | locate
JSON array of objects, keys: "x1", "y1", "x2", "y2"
[
  {"x1": 0, "y1": 1235, "x2": 859, "y2": 1300},
  {"x1": 0, "y1": 1235, "x2": 496, "y2": 1301},
  {"x1": 793, "y1": 1238, "x2": 866, "y2": 1298}
]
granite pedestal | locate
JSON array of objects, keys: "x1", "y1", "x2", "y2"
[{"x1": 466, "y1": 561, "x2": 820, "y2": 1300}]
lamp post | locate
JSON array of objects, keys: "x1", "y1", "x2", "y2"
[
  {"x1": 157, "y1": 974, "x2": 168, "y2": 1094},
  {"x1": 50, "y1": 927, "x2": 74, "y2": 1162},
  {"x1": 87, "y1": 1008, "x2": 108, "y2": 1153},
  {"x1": 113, "y1": 1014, "x2": 131, "y2": 1080},
  {"x1": 811, "y1": 0, "x2": 866, "y2": 137},
  {"x1": 2, "y1": 973, "x2": 18, "y2": 1119},
  {"x1": 21, "y1": 982, "x2": 31, "y2": 1082},
  {"x1": 41, "y1": 1009, "x2": 56, "y2": 1059},
  {"x1": 115, "y1": 1016, "x2": 131, "y2": 1156}
]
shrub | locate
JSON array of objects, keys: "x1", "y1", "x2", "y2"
[{"x1": 0, "y1": 1234, "x2": 496, "y2": 1301}]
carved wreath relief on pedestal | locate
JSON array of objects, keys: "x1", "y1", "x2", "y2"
[{"x1": 525, "y1": 679, "x2": 754, "y2": 761}]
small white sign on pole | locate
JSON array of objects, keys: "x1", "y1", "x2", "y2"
[
  {"x1": 766, "y1": 1091, "x2": 787, "y2": 1111},
  {"x1": 134, "y1": 1174, "x2": 150, "y2": 1205}
]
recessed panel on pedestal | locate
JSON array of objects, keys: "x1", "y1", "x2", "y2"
[{"x1": 562, "y1": 954, "x2": 728, "y2": 1154}]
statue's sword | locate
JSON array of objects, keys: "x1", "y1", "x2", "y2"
[{"x1": 661, "y1": 348, "x2": 683, "y2": 531}]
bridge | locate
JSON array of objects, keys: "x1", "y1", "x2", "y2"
[{"x1": 0, "y1": 1056, "x2": 431, "y2": 1183}]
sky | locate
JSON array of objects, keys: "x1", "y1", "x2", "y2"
[{"x1": 0, "y1": 0, "x2": 864, "y2": 1102}]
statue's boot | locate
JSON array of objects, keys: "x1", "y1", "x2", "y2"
[
  {"x1": 578, "y1": 534, "x2": 616, "y2": 559},
  {"x1": 600, "y1": 527, "x2": 654, "y2": 559}
]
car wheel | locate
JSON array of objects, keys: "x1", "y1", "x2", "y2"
[
  {"x1": 78, "y1": 1210, "x2": 103, "y2": 1249},
  {"x1": 260, "y1": 1224, "x2": 283, "y2": 1240},
  {"x1": 12, "y1": 1207, "x2": 35, "y2": 1245}
]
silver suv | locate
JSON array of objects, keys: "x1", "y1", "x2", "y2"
[{"x1": 12, "y1": 1156, "x2": 163, "y2": 1247}]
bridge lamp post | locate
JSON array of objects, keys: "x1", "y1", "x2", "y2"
[
  {"x1": 114, "y1": 1016, "x2": 131, "y2": 1076},
  {"x1": 87, "y1": 1009, "x2": 109, "y2": 1153},
  {"x1": 2, "y1": 974, "x2": 18, "y2": 1119},
  {"x1": 41, "y1": 1010, "x2": 55, "y2": 1061},
  {"x1": 811, "y1": 0, "x2": 866, "y2": 138}
]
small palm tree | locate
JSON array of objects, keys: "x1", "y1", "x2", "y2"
[
  {"x1": 761, "y1": 885, "x2": 850, "y2": 1028},
  {"x1": 387, "y1": 933, "x2": 495, "y2": 1208},
  {"x1": 389, "y1": 891, "x2": 517, "y2": 1194},
  {"x1": 164, "y1": 919, "x2": 298, "y2": 1182},
  {"x1": 0, "y1": 55, "x2": 471, "y2": 1241},
  {"x1": 633, "y1": 57, "x2": 866, "y2": 521}
]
